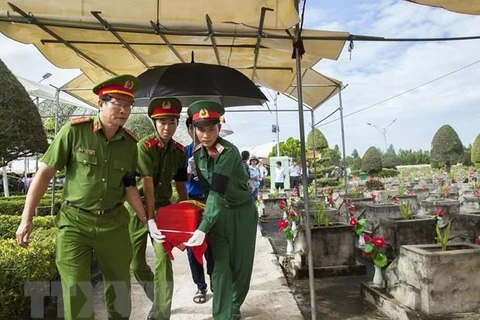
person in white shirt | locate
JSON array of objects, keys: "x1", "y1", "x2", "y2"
[
  {"x1": 258, "y1": 161, "x2": 268, "y2": 190},
  {"x1": 289, "y1": 160, "x2": 301, "y2": 190},
  {"x1": 274, "y1": 161, "x2": 285, "y2": 191}
]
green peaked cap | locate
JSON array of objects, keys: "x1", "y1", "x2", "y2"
[
  {"x1": 92, "y1": 74, "x2": 139, "y2": 96},
  {"x1": 148, "y1": 98, "x2": 182, "y2": 118},
  {"x1": 187, "y1": 100, "x2": 225, "y2": 127}
]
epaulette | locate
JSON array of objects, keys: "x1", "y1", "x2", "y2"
[
  {"x1": 174, "y1": 141, "x2": 186, "y2": 153},
  {"x1": 123, "y1": 128, "x2": 138, "y2": 142},
  {"x1": 194, "y1": 144, "x2": 202, "y2": 153},
  {"x1": 215, "y1": 142, "x2": 225, "y2": 154},
  {"x1": 145, "y1": 137, "x2": 159, "y2": 149},
  {"x1": 70, "y1": 117, "x2": 92, "y2": 125}
]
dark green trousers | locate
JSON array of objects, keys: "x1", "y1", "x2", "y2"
[
  {"x1": 55, "y1": 203, "x2": 132, "y2": 320},
  {"x1": 126, "y1": 203, "x2": 173, "y2": 320},
  {"x1": 209, "y1": 200, "x2": 258, "y2": 320}
]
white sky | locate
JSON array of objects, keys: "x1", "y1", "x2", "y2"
[{"x1": 1, "y1": 0, "x2": 479, "y2": 157}]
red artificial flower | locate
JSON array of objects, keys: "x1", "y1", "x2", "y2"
[
  {"x1": 392, "y1": 198, "x2": 399, "y2": 205},
  {"x1": 349, "y1": 217, "x2": 358, "y2": 226},
  {"x1": 371, "y1": 193, "x2": 376, "y2": 199},
  {"x1": 349, "y1": 208, "x2": 355, "y2": 216},
  {"x1": 279, "y1": 200, "x2": 287, "y2": 210},
  {"x1": 364, "y1": 252, "x2": 372, "y2": 257},
  {"x1": 346, "y1": 198, "x2": 353, "y2": 207},
  {"x1": 364, "y1": 234, "x2": 372, "y2": 243},
  {"x1": 476, "y1": 238, "x2": 480, "y2": 245},
  {"x1": 436, "y1": 208, "x2": 445, "y2": 218},
  {"x1": 277, "y1": 219, "x2": 289, "y2": 231},
  {"x1": 258, "y1": 193, "x2": 263, "y2": 200},
  {"x1": 289, "y1": 210, "x2": 296, "y2": 217},
  {"x1": 477, "y1": 185, "x2": 480, "y2": 190},
  {"x1": 373, "y1": 236, "x2": 385, "y2": 248}
]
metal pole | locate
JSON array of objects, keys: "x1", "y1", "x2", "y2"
[
  {"x1": 274, "y1": 92, "x2": 280, "y2": 157},
  {"x1": 338, "y1": 86, "x2": 349, "y2": 200},
  {"x1": 383, "y1": 131, "x2": 388, "y2": 152},
  {"x1": 311, "y1": 110, "x2": 317, "y2": 196},
  {"x1": 50, "y1": 87, "x2": 60, "y2": 215},
  {"x1": 293, "y1": 1, "x2": 316, "y2": 318}
]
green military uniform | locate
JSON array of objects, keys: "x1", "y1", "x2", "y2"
[
  {"x1": 44, "y1": 115, "x2": 138, "y2": 320},
  {"x1": 188, "y1": 101, "x2": 258, "y2": 320},
  {"x1": 42, "y1": 75, "x2": 139, "y2": 320},
  {"x1": 126, "y1": 98, "x2": 187, "y2": 320}
]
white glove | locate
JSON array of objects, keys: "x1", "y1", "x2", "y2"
[
  {"x1": 184, "y1": 230, "x2": 206, "y2": 247},
  {"x1": 187, "y1": 156, "x2": 197, "y2": 176},
  {"x1": 147, "y1": 219, "x2": 165, "y2": 243}
]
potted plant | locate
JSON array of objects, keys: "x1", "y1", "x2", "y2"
[{"x1": 363, "y1": 235, "x2": 388, "y2": 288}]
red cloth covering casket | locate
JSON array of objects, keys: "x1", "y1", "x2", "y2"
[{"x1": 155, "y1": 201, "x2": 207, "y2": 264}]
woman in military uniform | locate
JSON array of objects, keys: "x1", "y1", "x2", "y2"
[
  {"x1": 15, "y1": 75, "x2": 150, "y2": 320},
  {"x1": 184, "y1": 100, "x2": 258, "y2": 320}
]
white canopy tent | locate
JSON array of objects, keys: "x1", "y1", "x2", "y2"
[{"x1": 17, "y1": 76, "x2": 97, "y2": 111}]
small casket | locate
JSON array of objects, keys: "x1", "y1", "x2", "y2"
[{"x1": 155, "y1": 201, "x2": 207, "y2": 264}]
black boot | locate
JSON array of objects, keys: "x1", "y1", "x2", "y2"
[{"x1": 147, "y1": 307, "x2": 155, "y2": 320}]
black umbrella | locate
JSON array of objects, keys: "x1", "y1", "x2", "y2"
[{"x1": 134, "y1": 63, "x2": 268, "y2": 108}]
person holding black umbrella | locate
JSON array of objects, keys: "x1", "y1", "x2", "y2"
[
  {"x1": 184, "y1": 100, "x2": 257, "y2": 320},
  {"x1": 125, "y1": 97, "x2": 188, "y2": 320}
]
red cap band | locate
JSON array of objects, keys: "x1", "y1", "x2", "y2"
[
  {"x1": 192, "y1": 110, "x2": 221, "y2": 122},
  {"x1": 98, "y1": 85, "x2": 134, "y2": 98},
  {"x1": 151, "y1": 106, "x2": 180, "y2": 118}
]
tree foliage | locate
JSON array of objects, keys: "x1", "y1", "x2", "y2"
[
  {"x1": 0, "y1": 59, "x2": 48, "y2": 165},
  {"x1": 269, "y1": 137, "x2": 301, "y2": 160},
  {"x1": 472, "y1": 134, "x2": 480, "y2": 166},
  {"x1": 382, "y1": 144, "x2": 398, "y2": 168},
  {"x1": 430, "y1": 125, "x2": 464, "y2": 173},
  {"x1": 396, "y1": 149, "x2": 430, "y2": 165},
  {"x1": 124, "y1": 114, "x2": 155, "y2": 140},
  {"x1": 322, "y1": 145, "x2": 342, "y2": 168},
  {"x1": 306, "y1": 128, "x2": 328, "y2": 152},
  {"x1": 362, "y1": 146, "x2": 383, "y2": 175}
]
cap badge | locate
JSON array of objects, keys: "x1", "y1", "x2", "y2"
[
  {"x1": 162, "y1": 101, "x2": 171, "y2": 109},
  {"x1": 219, "y1": 116, "x2": 225, "y2": 123},
  {"x1": 199, "y1": 108, "x2": 209, "y2": 119},
  {"x1": 124, "y1": 79, "x2": 134, "y2": 89}
]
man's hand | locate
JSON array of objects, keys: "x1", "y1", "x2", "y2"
[
  {"x1": 184, "y1": 230, "x2": 206, "y2": 247},
  {"x1": 187, "y1": 156, "x2": 197, "y2": 176},
  {"x1": 16, "y1": 219, "x2": 34, "y2": 248},
  {"x1": 147, "y1": 219, "x2": 166, "y2": 243}
]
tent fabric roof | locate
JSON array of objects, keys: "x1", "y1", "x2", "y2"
[
  {"x1": 0, "y1": 1, "x2": 347, "y2": 110},
  {"x1": 405, "y1": 0, "x2": 480, "y2": 15},
  {"x1": 17, "y1": 76, "x2": 97, "y2": 111}
]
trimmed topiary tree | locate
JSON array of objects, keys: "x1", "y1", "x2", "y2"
[
  {"x1": 307, "y1": 128, "x2": 329, "y2": 152},
  {"x1": 362, "y1": 146, "x2": 383, "y2": 175},
  {"x1": 430, "y1": 125, "x2": 464, "y2": 173},
  {"x1": 472, "y1": 133, "x2": 480, "y2": 169}
]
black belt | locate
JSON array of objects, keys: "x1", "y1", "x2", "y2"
[{"x1": 65, "y1": 201, "x2": 123, "y2": 215}]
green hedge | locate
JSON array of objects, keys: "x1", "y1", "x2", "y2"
[
  {"x1": 0, "y1": 216, "x2": 55, "y2": 239},
  {"x1": 314, "y1": 178, "x2": 342, "y2": 188},
  {"x1": 0, "y1": 197, "x2": 62, "y2": 216},
  {"x1": 379, "y1": 168, "x2": 399, "y2": 178},
  {"x1": 0, "y1": 228, "x2": 58, "y2": 318}
]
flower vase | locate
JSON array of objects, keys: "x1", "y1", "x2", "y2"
[
  {"x1": 286, "y1": 239, "x2": 294, "y2": 255},
  {"x1": 358, "y1": 234, "x2": 366, "y2": 247},
  {"x1": 372, "y1": 265, "x2": 384, "y2": 288},
  {"x1": 282, "y1": 211, "x2": 287, "y2": 219},
  {"x1": 291, "y1": 221, "x2": 297, "y2": 232}
]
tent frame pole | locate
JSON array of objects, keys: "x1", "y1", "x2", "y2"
[
  {"x1": 338, "y1": 86, "x2": 349, "y2": 199},
  {"x1": 293, "y1": 1, "x2": 316, "y2": 319}
]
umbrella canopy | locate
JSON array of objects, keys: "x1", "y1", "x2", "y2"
[{"x1": 135, "y1": 63, "x2": 268, "y2": 108}]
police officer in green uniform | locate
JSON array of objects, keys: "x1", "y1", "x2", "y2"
[
  {"x1": 126, "y1": 97, "x2": 188, "y2": 320},
  {"x1": 184, "y1": 100, "x2": 258, "y2": 320},
  {"x1": 15, "y1": 75, "x2": 150, "y2": 320}
]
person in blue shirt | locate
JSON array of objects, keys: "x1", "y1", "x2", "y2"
[{"x1": 185, "y1": 116, "x2": 215, "y2": 304}]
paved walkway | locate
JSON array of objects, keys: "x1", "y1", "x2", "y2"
[{"x1": 94, "y1": 226, "x2": 304, "y2": 319}]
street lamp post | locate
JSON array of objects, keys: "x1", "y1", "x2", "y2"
[
  {"x1": 366, "y1": 119, "x2": 397, "y2": 151},
  {"x1": 38, "y1": 72, "x2": 52, "y2": 83}
]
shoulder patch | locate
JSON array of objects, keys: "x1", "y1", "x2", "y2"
[
  {"x1": 144, "y1": 137, "x2": 158, "y2": 148},
  {"x1": 194, "y1": 144, "x2": 202, "y2": 153},
  {"x1": 123, "y1": 128, "x2": 138, "y2": 142},
  {"x1": 70, "y1": 117, "x2": 92, "y2": 125},
  {"x1": 215, "y1": 143, "x2": 225, "y2": 154},
  {"x1": 174, "y1": 141, "x2": 185, "y2": 152}
]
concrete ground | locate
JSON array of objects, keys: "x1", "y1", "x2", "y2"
[{"x1": 93, "y1": 226, "x2": 304, "y2": 319}]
